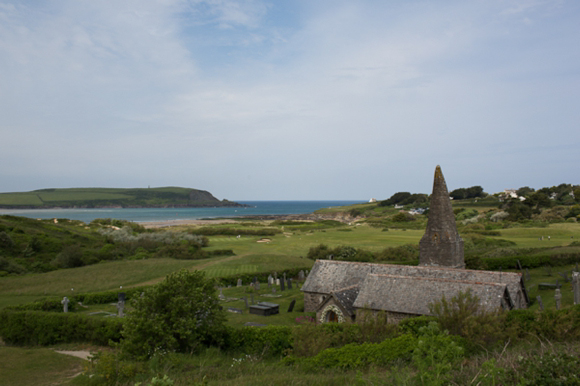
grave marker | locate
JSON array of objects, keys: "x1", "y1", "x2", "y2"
[
  {"x1": 554, "y1": 288, "x2": 562, "y2": 310},
  {"x1": 237, "y1": 279, "x2": 242, "y2": 287},
  {"x1": 287, "y1": 299, "x2": 296, "y2": 313},
  {"x1": 61, "y1": 297, "x2": 70, "y2": 313},
  {"x1": 536, "y1": 295, "x2": 544, "y2": 311}
]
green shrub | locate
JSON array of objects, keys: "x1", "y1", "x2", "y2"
[
  {"x1": 224, "y1": 325, "x2": 292, "y2": 357},
  {"x1": 121, "y1": 270, "x2": 226, "y2": 360},
  {"x1": 292, "y1": 333, "x2": 416, "y2": 369},
  {"x1": 0, "y1": 310, "x2": 123, "y2": 346},
  {"x1": 429, "y1": 289, "x2": 508, "y2": 351}
]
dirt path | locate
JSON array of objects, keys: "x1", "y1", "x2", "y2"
[{"x1": 54, "y1": 350, "x2": 93, "y2": 360}]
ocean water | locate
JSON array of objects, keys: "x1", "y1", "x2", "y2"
[{"x1": 0, "y1": 200, "x2": 364, "y2": 223}]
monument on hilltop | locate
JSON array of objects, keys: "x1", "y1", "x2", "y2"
[{"x1": 419, "y1": 165, "x2": 465, "y2": 268}]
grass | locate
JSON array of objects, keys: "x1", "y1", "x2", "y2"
[{"x1": 0, "y1": 345, "x2": 86, "y2": 386}]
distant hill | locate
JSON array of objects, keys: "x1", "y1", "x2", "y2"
[{"x1": 0, "y1": 187, "x2": 246, "y2": 209}]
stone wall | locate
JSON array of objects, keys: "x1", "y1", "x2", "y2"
[{"x1": 303, "y1": 291, "x2": 325, "y2": 312}]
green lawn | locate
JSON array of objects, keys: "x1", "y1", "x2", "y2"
[{"x1": 0, "y1": 346, "x2": 86, "y2": 386}]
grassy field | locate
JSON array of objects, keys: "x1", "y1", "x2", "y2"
[{"x1": 0, "y1": 345, "x2": 86, "y2": 386}]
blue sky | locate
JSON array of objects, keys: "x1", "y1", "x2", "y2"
[{"x1": 0, "y1": 0, "x2": 578, "y2": 200}]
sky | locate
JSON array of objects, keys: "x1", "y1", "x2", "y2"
[{"x1": 0, "y1": 0, "x2": 579, "y2": 200}]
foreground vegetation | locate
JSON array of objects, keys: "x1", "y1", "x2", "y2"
[{"x1": 1, "y1": 184, "x2": 580, "y2": 385}]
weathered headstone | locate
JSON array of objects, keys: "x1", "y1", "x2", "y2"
[
  {"x1": 243, "y1": 296, "x2": 249, "y2": 309},
  {"x1": 219, "y1": 288, "x2": 225, "y2": 300},
  {"x1": 418, "y1": 166, "x2": 464, "y2": 268},
  {"x1": 554, "y1": 288, "x2": 562, "y2": 310},
  {"x1": 280, "y1": 278, "x2": 285, "y2": 291},
  {"x1": 274, "y1": 272, "x2": 278, "y2": 279},
  {"x1": 255, "y1": 281, "x2": 260, "y2": 291},
  {"x1": 288, "y1": 278, "x2": 293, "y2": 290},
  {"x1": 536, "y1": 295, "x2": 544, "y2": 311},
  {"x1": 287, "y1": 299, "x2": 296, "y2": 313},
  {"x1": 237, "y1": 279, "x2": 243, "y2": 287},
  {"x1": 61, "y1": 297, "x2": 70, "y2": 313},
  {"x1": 572, "y1": 272, "x2": 580, "y2": 305},
  {"x1": 276, "y1": 278, "x2": 280, "y2": 286},
  {"x1": 117, "y1": 300, "x2": 125, "y2": 317},
  {"x1": 268, "y1": 275, "x2": 273, "y2": 287},
  {"x1": 298, "y1": 270, "x2": 305, "y2": 281}
]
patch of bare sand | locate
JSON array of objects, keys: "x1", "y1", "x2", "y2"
[{"x1": 141, "y1": 219, "x2": 241, "y2": 229}]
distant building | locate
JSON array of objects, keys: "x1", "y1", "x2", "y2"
[{"x1": 369, "y1": 198, "x2": 377, "y2": 203}]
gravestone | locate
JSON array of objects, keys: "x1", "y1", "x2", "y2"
[
  {"x1": 61, "y1": 297, "x2": 70, "y2": 313},
  {"x1": 298, "y1": 270, "x2": 305, "y2": 281},
  {"x1": 537, "y1": 295, "x2": 544, "y2": 311},
  {"x1": 274, "y1": 272, "x2": 278, "y2": 279},
  {"x1": 117, "y1": 299, "x2": 125, "y2": 317},
  {"x1": 268, "y1": 275, "x2": 273, "y2": 287},
  {"x1": 255, "y1": 281, "x2": 261, "y2": 291},
  {"x1": 272, "y1": 286, "x2": 276, "y2": 294},
  {"x1": 280, "y1": 278, "x2": 285, "y2": 291},
  {"x1": 237, "y1": 279, "x2": 243, "y2": 287},
  {"x1": 572, "y1": 272, "x2": 580, "y2": 305},
  {"x1": 219, "y1": 288, "x2": 225, "y2": 300},
  {"x1": 276, "y1": 278, "x2": 280, "y2": 286},
  {"x1": 287, "y1": 299, "x2": 296, "y2": 313},
  {"x1": 288, "y1": 278, "x2": 293, "y2": 290},
  {"x1": 554, "y1": 288, "x2": 562, "y2": 310},
  {"x1": 283, "y1": 273, "x2": 287, "y2": 283},
  {"x1": 249, "y1": 302, "x2": 279, "y2": 316},
  {"x1": 243, "y1": 296, "x2": 249, "y2": 309}
]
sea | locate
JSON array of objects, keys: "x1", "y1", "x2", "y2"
[{"x1": 0, "y1": 200, "x2": 364, "y2": 224}]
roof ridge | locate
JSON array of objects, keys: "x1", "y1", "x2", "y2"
[{"x1": 365, "y1": 273, "x2": 509, "y2": 287}]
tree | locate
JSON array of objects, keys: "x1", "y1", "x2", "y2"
[
  {"x1": 121, "y1": 269, "x2": 226, "y2": 359},
  {"x1": 516, "y1": 186, "x2": 535, "y2": 197}
]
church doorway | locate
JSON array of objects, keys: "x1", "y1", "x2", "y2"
[{"x1": 327, "y1": 310, "x2": 339, "y2": 323}]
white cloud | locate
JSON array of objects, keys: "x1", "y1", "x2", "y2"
[{"x1": 0, "y1": 0, "x2": 578, "y2": 198}]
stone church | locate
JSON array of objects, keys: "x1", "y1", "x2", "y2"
[{"x1": 301, "y1": 166, "x2": 528, "y2": 324}]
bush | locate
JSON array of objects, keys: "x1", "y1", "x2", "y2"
[
  {"x1": 429, "y1": 289, "x2": 508, "y2": 351},
  {"x1": 0, "y1": 310, "x2": 123, "y2": 346},
  {"x1": 224, "y1": 325, "x2": 292, "y2": 357},
  {"x1": 121, "y1": 269, "x2": 227, "y2": 359},
  {"x1": 291, "y1": 333, "x2": 416, "y2": 369}
]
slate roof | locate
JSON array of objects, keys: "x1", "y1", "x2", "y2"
[
  {"x1": 327, "y1": 285, "x2": 360, "y2": 316},
  {"x1": 353, "y1": 274, "x2": 511, "y2": 315},
  {"x1": 301, "y1": 260, "x2": 527, "y2": 309}
]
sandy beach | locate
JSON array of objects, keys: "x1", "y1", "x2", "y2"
[{"x1": 140, "y1": 218, "x2": 243, "y2": 228}]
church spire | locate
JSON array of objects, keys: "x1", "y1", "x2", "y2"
[{"x1": 419, "y1": 165, "x2": 464, "y2": 268}]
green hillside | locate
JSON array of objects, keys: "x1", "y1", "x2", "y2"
[{"x1": 0, "y1": 187, "x2": 244, "y2": 208}]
